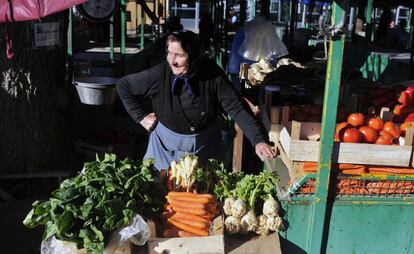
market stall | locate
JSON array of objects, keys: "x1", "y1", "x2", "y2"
[{"x1": 260, "y1": 1, "x2": 414, "y2": 253}]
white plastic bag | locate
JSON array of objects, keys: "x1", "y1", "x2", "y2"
[
  {"x1": 238, "y1": 17, "x2": 288, "y2": 61},
  {"x1": 41, "y1": 214, "x2": 150, "y2": 254}
]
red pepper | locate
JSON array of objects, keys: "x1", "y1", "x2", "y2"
[
  {"x1": 393, "y1": 104, "x2": 414, "y2": 122},
  {"x1": 397, "y1": 91, "x2": 414, "y2": 105},
  {"x1": 404, "y1": 87, "x2": 414, "y2": 101},
  {"x1": 404, "y1": 112, "x2": 414, "y2": 123}
]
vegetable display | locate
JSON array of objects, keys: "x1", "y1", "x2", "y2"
[
  {"x1": 215, "y1": 170, "x2": 283, "y2": 236},
  {"x1": 335, "y1": 112, "x2": 402, "y2": 145},
  {"x1": 23, "y1": 154, "x2": 166, "y2": 254}
]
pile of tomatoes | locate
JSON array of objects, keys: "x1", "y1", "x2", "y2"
[{"x1": 334, "y1": 113, "x2": 403, "y2": 145}]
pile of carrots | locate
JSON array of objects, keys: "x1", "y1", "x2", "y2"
[{"x1": 161, "y1": 191, "x2": 218, "y2": 238}]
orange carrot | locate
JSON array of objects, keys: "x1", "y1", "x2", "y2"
[
  {"x1": 168, "y1": 192, "x2": 215, "y2": 201},
  {"x1": 170, "y1": 215, "x2": 210, "y2": 229},
  {"x1": 166, "y1": 195, "x2": 211, "y2": 204},
  {"x1": 178, "y1": 230, "x2": 200, "y2": 237},
  {"x1": 167, "y1": 218, "x2": 209, "y2": 236},
  {"x1": 168, "y1": 199, "x2": 207, "y2": 210},
  {"x1": 170, "y1": 204, "x2": 207, "y2": 216},
  {"x1": 173, "y1": 212, "x2": 210, "y2": 224},
  {"x1": 163, "y1": 227, "x2": 180, "y2": 238}
]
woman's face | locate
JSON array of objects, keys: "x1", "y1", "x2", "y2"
[{"x1": 167, "y1": 40, "x2": 189, "y2": 76}]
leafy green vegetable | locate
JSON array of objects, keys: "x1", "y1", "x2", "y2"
[
  {"x1": 23, "y1": 154, "x2": 166, "y2": 254},
  {"x1": 193, "y1": 159, "x2": 226, "y2": 194},
  {"x1": 234, "y1": 171, "x2": 278, "y2": 212},
  {"x1": 214, "y1": 170, "x2": 244, "y2": 201}
]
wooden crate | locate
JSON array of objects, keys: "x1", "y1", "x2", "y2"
[
  {"x1": 147, "y1": 216, "x2": 225, "y2": 254},
  {"x1": 278, "y1": 121, "x2": 414, "y2": 167},
  {"x1": 55, "y1": 239, "x2": 131, "y2": 254}
]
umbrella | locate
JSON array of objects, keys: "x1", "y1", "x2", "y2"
[
  {"x1": 1, "y1": 0, "x2": 87, "y2": 60},
  {"x1": 0, "y1": 0, "x2": 88, "y2": 23}
]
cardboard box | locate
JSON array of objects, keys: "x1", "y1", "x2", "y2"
[{"x1": 147, "y1": 216, "x2": 224, "y2": 254}]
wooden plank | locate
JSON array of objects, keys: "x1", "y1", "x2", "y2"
[
  {"x1": 232, "y1": 123, "x2": 243, "y2": 173},
  {"x1": 281, "y1": 106, "x2": 290, "y2": 125},
  {"x1": 404, "y1": 128, "x2": 414, "y2": 146},
  {"x1": 270, "y1": 106, "x2": 280, "y2": 124},
  {"x1": 148, "y1": 217, "x2": 224, "y2": 254},
  {"x1": 288, "y1": 140, "x2": 412, "y2": 167},
  {"x1": 274, "y1": 141, "x2": 292, "y2": 171},
  {"x1": 290, "y1": 121, "x2": 301, "y2": 141}
]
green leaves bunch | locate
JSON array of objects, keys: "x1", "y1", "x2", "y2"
[{"x1": 23, "y1": 154, "x2": 166, "y2": 254}]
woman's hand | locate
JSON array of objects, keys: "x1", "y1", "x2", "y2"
[
  {"x1": 255, "y1": 142, "x2": 276, "y2": 161},
  {"x1": 139, "y1": 113, "x2": 158, "y2": 132}
]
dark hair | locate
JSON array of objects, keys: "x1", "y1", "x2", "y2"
[{"x1": 166, "y1": 30, "x2": 203, "y2": 77}]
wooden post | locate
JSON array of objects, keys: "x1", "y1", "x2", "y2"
[{"x1": 232, "y1": 123, "x2": 243, "y2": 172}]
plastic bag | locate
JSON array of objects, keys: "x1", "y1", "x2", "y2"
[
  {"x1": 40, "y1": 214, "x2": 151, "y2": 254},
  {"x1": 238, "y1": 17, "x2": 288, "y2": 61}
]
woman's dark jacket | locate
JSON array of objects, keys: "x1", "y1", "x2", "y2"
[{"x1": 117, "y1": 58, "x2": 267, "y2": 146}]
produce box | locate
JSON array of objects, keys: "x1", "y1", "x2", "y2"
[
  {"x1": 147, "y1": 216, "x2": 224, "y2": 254},
  {"x1": 49, "y1": 239, "x2": 131, "y2": 254},
  {"x1": 278, "y1": 121, "x2": 413, "y2": 167}
]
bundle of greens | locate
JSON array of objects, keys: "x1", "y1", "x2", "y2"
[
  {"x1": 218, "y1": 171, "x2": 283, "y2": 236},
  {"x1": 23, "y1": 154, "x2": 166, "y2": 254}
]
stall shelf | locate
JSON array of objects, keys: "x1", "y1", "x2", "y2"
[{"x1": 263, "y1": 1, "x2": 414, "y2": 253}]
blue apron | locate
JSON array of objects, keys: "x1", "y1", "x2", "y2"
[{"x1": 144, "y1": 120, "x2": 225, "y2": 170}]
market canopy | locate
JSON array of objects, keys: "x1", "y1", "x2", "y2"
[{"x1": 0, "y1": 0, "x2": 87, "y2": 23}]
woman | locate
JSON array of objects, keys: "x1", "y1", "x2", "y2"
[{"x1": 117, "y1": 30, "x2": 275, "y2": 170}]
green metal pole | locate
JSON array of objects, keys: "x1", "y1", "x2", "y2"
[
  {"x1": 67, "y1": 8, "x2": 74, "y2": 84},
  {"x1": 121, "y1": 0, "x2": 126, "y2": 75},
  {"x1": 409, "y1": 8, "x2": 414, "y2": 79},
  {"x1": 136, "y1": 1, "x2": 139, "y2": 47},
  {"x1": 284, "y1": 0, "x2": 291, "y2": 44},
  {"x1": 289, "y1": 0, "x2": 296, "y2": 46},
  {"x1": 307, "y1": 1, "x2": 346, "y2": 254},
  {"x1": 67, "y1": 8, "x2": 73, "y2": 57},
  {"x1": 110, "y1": 16, "x2": 114, "y2": 63},
  {"x1": 270, "y1": 0, "x2": 274, "y2": 13},
  {"x1": 249, "y1": 0, "x2": 255, "y2": 20},
  {"x1": 174, "y1": 1, "x2": 178, "y2": 16},
  {"x1": 365, "y1": 0, "x2": 373, "y2": 43},
  {"x1": 140, "y1": 8, "x2": 145, "y2": 49}
]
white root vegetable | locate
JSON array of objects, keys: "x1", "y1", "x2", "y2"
[
  {"x1": 223, "y1": 197, "x2": 235, "y2": 216},
  {"x1": 231, "y1": 199, "x2": 247, "y2": 218},
  {"x1": 263, "y1": 195, "x2": 279, "y2": 217},
  {"x1": 190, "y1": 157, "x2": 198, "y2": 175},
  {"x1": 184, "y1": 156, "x2": 192, "y2": 174},
  {"x1": 225, "y1": 216, "x2": 241, "y2": 234},
  {"x1": 170, "y1": 160, "x2": 177, "y2": 178},
  {"x1": 240, "y1": 209, "x2": 258, "y2": 233},
  {"x1": 255, "y1": 215, "x2": 269, "y2": 236},
  {"x1": 267, "y1": 215, "x2": 284, "y2": 232},
  {"x1": 175, "y1": 163, "x2": 183, "y2": 186}
]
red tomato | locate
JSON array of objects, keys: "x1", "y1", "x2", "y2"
[
  {"x1": 347, "y1": 113, "x2": 365, "y2": 127},
  {"x1": 400, "y1": 121, "x2": 414, "y2": 136},
  {"x1": 375, "y1": 131, "x2": 394, "y2": 145},
  {"x1": 340, "y1": 127, "x2": 362, "y2": 143},
  {"x1": 365, "y1": 117, "x2": 384, "y2": 131},
  {"x1": 383, "y1": 122, "x2": 401, "y2": 139},
  {"x1": 335, "y1": 122, "x2": 350, "y2": 142},
  {"x1": 359, "y1": 126, "x2": 378, "y2": 143}
]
